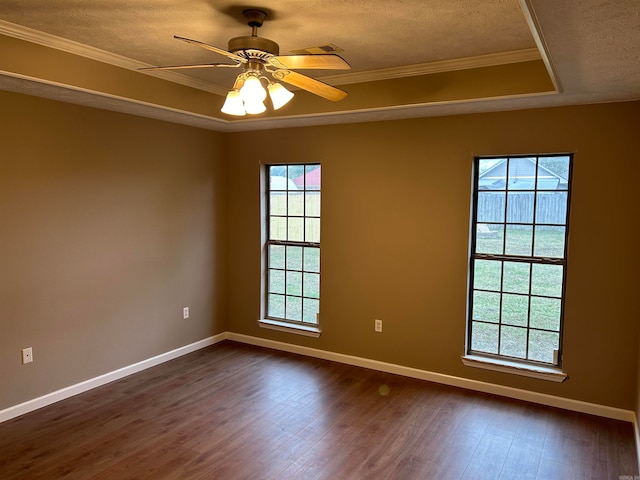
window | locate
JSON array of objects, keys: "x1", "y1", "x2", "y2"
[
  {"x1": 262, "y1": 164, "x2": 321, "y2": 334},
  {"x1": 467, "y1": 154, "x2": 572, "y2": 370}
]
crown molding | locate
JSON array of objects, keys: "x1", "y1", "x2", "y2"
[
  {"x1": 319, "y1": 48, "x2": 542, "y2": 85},
  {"x1": 0, "y1": 19, "x2": 228, "y2": 96},
  {"x1": 0, "y1": 70, "x2": 232, "y2": 131},
  {"x1": 1, "y1": 19, "x2": 543, "y2": 95}
]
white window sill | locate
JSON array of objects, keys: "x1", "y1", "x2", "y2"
[
  {"x1": 258, "y1": 319, "x2": 322, "y2": 338},
  {"x1": 461, "y1": 355, "x2": 567, "y2": 383}
]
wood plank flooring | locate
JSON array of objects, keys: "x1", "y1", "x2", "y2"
[{"x1": 0, "y1": 340, "x2": 637, "y2": 479}]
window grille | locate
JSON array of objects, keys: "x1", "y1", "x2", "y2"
[
  {"x1": 265, "y1": 164, "x2": 321, "y2": 325},
  {"x1": 468, "y1": 154, "x2": 572, "y2": 366}
]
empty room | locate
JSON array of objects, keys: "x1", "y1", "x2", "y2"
[{"x1": 1, "y1": 1, "x2": 640, "y2": 478}]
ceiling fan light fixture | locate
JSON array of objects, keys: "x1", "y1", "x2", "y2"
[
  {"x1": 244, "y1": 99, "x2": 267, "y2": 115},
  {"x1": 239, "y1": 75, "x2": 267, "y2": 104},
  {"x1": 268, "y1": 82, "x2": 294, "y2": 110},
  {"x1": 142, "y1": 9, "x2": 350, "y2": 118},
  {"x1": 221, "y1": 90, "x2": 246, "y2": 116}
]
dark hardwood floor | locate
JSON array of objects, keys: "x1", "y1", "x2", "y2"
[{"x1": 0, "y1": 340, "x2": 637, "y2": 479}]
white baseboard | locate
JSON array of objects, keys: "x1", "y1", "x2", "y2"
[
  {"x1": 0, "y1": 334, "x2": 226, "y2": 424},
  {"x1": 2, "y1": 331, "x2": 636, "y2": 429},
  {"x1": 226, "y1": 332, "x2": 636, "y2": 423}
]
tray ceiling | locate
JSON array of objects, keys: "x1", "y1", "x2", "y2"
[{"x1": 1, "y1": 0, "x2": 638, "y2": 131}]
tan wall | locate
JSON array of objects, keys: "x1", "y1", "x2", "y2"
[
  {"x1": 2, "y1": 90, "x2": 638, "y2": 413},
  {"x1": 226, "y1": 101, "x2": 640, "y2": 410},
  {"x1": 0, "y1": 91, "x2": 227, "y2": 410}
]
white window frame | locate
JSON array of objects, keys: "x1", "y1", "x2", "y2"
[
  {"x1": 463, "y1": 154, "x2": 572, "y2": 382},
  {"x1": 258, "y1": 163, "x2": 321, "y2": 337}
]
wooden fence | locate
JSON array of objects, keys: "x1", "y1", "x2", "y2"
[
  {"x1": 269, "y1": 192, "x2": 320, "y2": 242},
  {"x1": 478, "y1": 191, "x2": 568, "y2": 225}
]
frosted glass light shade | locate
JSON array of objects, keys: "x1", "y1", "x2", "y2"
[
  {"x1": 268, "y1": 83, "x2": 294, "y2": 110},
  {"x1": 244, "y1": 100, "x2": 267, "y2": 115},
  {"x1": 239, "y1": 76, "x2": 267, "y2": 104},
  {"x1": 221, "y1": 91, "x2": 246, "y2": 116}
]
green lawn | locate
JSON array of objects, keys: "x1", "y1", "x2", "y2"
[
  {"x1": 267, "y1": 245, "x2": 320, "y2": 323},
  {"x1": 476, "y1": 224, "x2": 566, "y2": 258},
  {"x1": 471, "y1": 227, "x2": 565, "y2": 364}
]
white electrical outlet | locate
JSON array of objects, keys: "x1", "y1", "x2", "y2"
[
  {"x1": 183, "y1": 307, "x2": 189, "y2": 319},
  {"x1": 375, "y1": 319, "x2": 383, "y2": 332},
  {"x1": 22, "y1": 347, "x2": 33, "y2": 364}
]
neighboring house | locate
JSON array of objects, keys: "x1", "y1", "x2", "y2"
[
  {"x1": 293, "y1": 167, "x2": 321, "y2": 190},
  {"x1": 477, "y1": 157, "x2": 569, "y2": 225},
  {"x1": 479, "y1": 157, "x2": 568, "y2": 190}
]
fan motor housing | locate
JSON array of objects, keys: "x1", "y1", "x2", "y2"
[{"x1": 228, "y1": 35, "x2": 279, "y2": 56}]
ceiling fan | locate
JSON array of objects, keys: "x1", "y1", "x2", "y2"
[{"x1": 140, "y1": 8, "x2": 351, "y2": 116}]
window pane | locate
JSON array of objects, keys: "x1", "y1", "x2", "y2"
[
  {"x1": 305, "y1": 192, "x2": 320, "y2": 216},
  {"x1": 303, "y1": 298, "x2": 319, "y2": 323},
  {"x1": 285, "y1": 296, "x2": 302, "y2": 321},
  {"x1": 269, "y1": 245, "x2": 285, "y2": 269},
  {"x1": 270, "y1": 217, "x2": 286, "y2": 241},
  {"x1": 474, "y1": 260, "x2": 502, "y2": 291},
  {"x1": 286, "y1": 246, "x2": 303, "y2": 271},
  {"x1": 533, "y1": 226, "x2": 565, "y2": 258},
  {"x1": 269, "y1": 269, "x2": 285, "y2": 294},
  {"x1": 501, "y1": 294, "x2": 528, "y2": 327},
  {"x1": 472, "y1": 291, "x2": 500, "y2": 323},
  {"x1": 506, "y1": 192, "x2": 534, "y2": 223},
  {"x1": 531, "y1": 264, "x2": 563, "y2": 297},
  {"x1": 305, "y1": 218, "x2": 320, "y2": 243},
  {"x1": 528, "y1": 330, "x2": 559, "y2": 363},
  {"x1": 500, "y1": 326, "x2": 527, "y2": 359},
  {"x1": 471, "y1": 322, "x2": 498, "y2": 354},
  {"x1": 538, "y1": 156, "x2": 570, "y2": 190},
  {"x1": 505, "y1": 225, "x2": 532, "y2": 256},
  {"x1": 478, "y1": 159, "x2": 506, "y2": 190},
  {"x1": 305, "y1": 164, "x2": 321, "y2": 191},
  {"x1": 477, "y1": 192, "x2": 505, "y2": 222},
  {"x1": 303, "y1": 272, "x2": 320, "y2": 299},
  {"x1": 508, "y1": 157, "x2": 536, "y2": 190},
  {"x1": 270, "y1": 192, "x2": 286, "y2": 215},
  {"x1": 503, "y1": 262, "x2": 530, "y2": 294},
  {"x1": 530, "y1": 296, "x2": 561, "y2": 331},
  {"x1": 303, "y1": 247, "x2": 320, "y2": 273},
  {"x1": 269, "y1": 167, "x2": 289, "y2": 190},
  {"x1": 268, "y1": 294, "x2": 285, "y2": 318},
  {"x1": 288, "y1": 191, "x2": 304, "y2": 216},
  {"x1": 475, "y1": 224, "x2": 504, "y2": 254},
  {"x1": 535, "y1": 192, "x2": 567, "y2": 224},
  {"x1": 287, "y1": 217, "x2": 304, "y2": 241},
  {"x1": 286, "y1": 271, "x2": 302, "y2": 296}
]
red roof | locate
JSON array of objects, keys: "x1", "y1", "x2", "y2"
[{"x1": 293, "y1": 167, "x2": 321, "y2": 188}]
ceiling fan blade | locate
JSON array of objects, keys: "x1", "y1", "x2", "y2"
[
  {"x1": 174, "y1": 35, "x2": 246, "y2": 63},
  {"x1": 268, "y1": 54, "x2": 350, "y2": 70},
  {"x1": 140, "y1": 63, "x2": 241, "y2": 71},
  {"x1": 275, "y1": 70, "x2": 347, "y2": 101}
]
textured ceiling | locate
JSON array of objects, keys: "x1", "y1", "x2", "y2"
[
  {"x1": 1, "y1": 0, "x2": 639, "y2": 131},
  {"x1": 0, "y1": 0, "x2": 534, "y2": 74}
]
